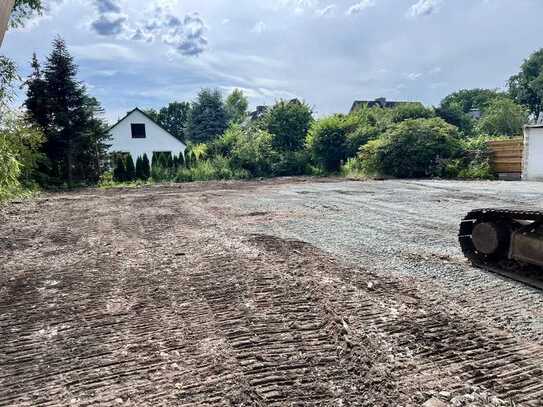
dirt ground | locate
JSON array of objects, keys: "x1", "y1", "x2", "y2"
[{"x1": 1, "y1": 178, "x2": 543, "y2": 406}]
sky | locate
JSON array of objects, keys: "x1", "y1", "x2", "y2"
[{"x1": 3, "y1": 0, "x2": 543, "y2": 123}]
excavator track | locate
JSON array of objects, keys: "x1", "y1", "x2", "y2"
[{"x1": 459, "y1": 208, "x2": 543, "y2": 290}]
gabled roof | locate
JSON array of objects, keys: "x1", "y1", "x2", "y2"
[
  {"x1": 108, "y1": 107, "x2": 186, "y2": 146},
  {"x1": 350, "y1": 98, "x2": 419, "y2": 113}
]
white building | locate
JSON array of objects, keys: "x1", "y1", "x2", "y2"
[
  {"x1": 523, "y1": 125, "x2": 543, "y2": 181},
  {"x1": 108, "y1": 108, "x2": 186, "y2": 163}
]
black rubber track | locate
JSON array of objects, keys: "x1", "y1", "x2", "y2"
[{"x1": 459, "y1": 208, "x2": 543, "y2": 290}]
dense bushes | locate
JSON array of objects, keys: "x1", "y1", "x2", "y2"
[
  {"x1": 176, "y1": 156, "x2": 249, "y2": 182},
  {"x1": 112, "y1": 153, "x2": 151, "y2": 183},
  {"x1": 475, "y1": 98, "x2": 528, "y2": 137},
  {"x1": 263, "y1": 99, "x2": 313, "y2": 152},
  {"x1": 344, "y1": 122, "x2": 500, "y2": 180},
  {"x1": 135, "y1": 155, "x2": 151, "y2": 180},
  {"x1": 4, "y1": 36, "x2": 538, "y2": 196},
  {"x1": 0, "y1": 111, "x2": 44, "y2": 201},
  {"x1": 390, "y1": 103, "x2": 435, "y2": 123},
  {"x1": 306, "y1": 115, "x2": 350, "y2": 172},
  {"x1": 0, "y1": 133, "x2": 22, "y2": 201},
  {"x1": 103, "y1": 89, "x2": 525, "y2": 187},
  {"x1": 230, "y1": 129, "x2": 277, "y2": 177},
  {"x1": 357, "y1": 118, "x2": 461, "y2": 178},
  {"x1": 454, "y1": 136, "x2": 498, "y2": 179},
  {"x1": 306, "y1": 105, "x2": 390, "y2": 172}
]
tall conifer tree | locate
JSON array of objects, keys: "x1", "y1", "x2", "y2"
[
  {"x1": 24, "y1": 37, "x2": 110, "y2": 186},
  {"x1": 125, "y1": 155, "x2": 136, "y2": 181},
  {"x1": 142, "y1": 154, "x2": 151, "y2": 180}
]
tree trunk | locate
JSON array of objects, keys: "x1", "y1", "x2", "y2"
[{"x1": 0, "y1": 0, "x2": 15, "y2": 46}]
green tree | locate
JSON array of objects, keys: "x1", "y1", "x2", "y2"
[
  {"x1": 264, "y1": 99, "x2": 313, "y2": 151},
  {"x1": 125, "y1": 155, "x2": 136, "y2": 181},
  {"x1": 10, "y1": 0, "x2": 42, "y2": 29},
  {"x1": 231, "y1": 129, "x2": 277, "y2": 177},
  {"x1": 391, "y1": 103, "x2": 434, "y2": 123},
  {"x1": 185, "y1": 88, "x2": 228, "y2": 143},
  {"x1": 436, "y1": 101, "x2": 474, "y2": 136},
  {"x1": 440, "y1": 89, "x2": 503, "y2": 113},
  {"x1": 1, "y1": 1, "x2": 42, "y2": 104},
  {"x1": 359, "y1": 118, "x2": 460, "y2": 178},
  {"x1": 76, "y1": 95, "x2": 110, "y2": 182},
  {"x1": 146, "y1": 101, "x2": 190, "y2": 141},
  {"x1": 23, "y1": 53, "x2": 48, "y2": 129},
  {"x1": 209, "y1": 123, "x2": 244, "y2": 157},
  {"x1": 174, "y1": 152, "x2": 185, "y2": 168},
  {"x1": 340, "y1": 107, "x2": 390, "y2": 157},
  {"x1": 509, "y1": 49, "x2": 543, "y2": 117},
  {"x1": 0, "y1": 0, "x2": 44, "y2": 199},
  {"x1": 0, "y1": 133, "x2": 22, "y2": 201},
  {"x1": 306, "y1": 115, "x2": 350, "y2": 172},
  {"x1": 186, "y1": 143, "x2": 208, "y2": 164},
  {"x1": 142, "y1": 153, "x2": 151, "y2": 179},
  {"x1": 437, "y1": 89, "x2": 503, "y2": 135},
  {"x1": 113, "y1": 155, "x2": 126, "y2": 182},
  {"x1": 476, "y1": 98, "x2": 528, "y2": 137},
  {"x1": 135, "y1": 156, "x2": 144, "y2": 180},
  {"x1": 24, "y1": 37, "x2": 110, "y2": 186},
  {"x1": 0, "y1": 56, "x2": 18, "y2": 109},
  {"x1": 225, "y1": 89, "x2": 249, "y2": 124},
  {"x1": 0, "y1": 110, "x2": 44, "y2": 191}
]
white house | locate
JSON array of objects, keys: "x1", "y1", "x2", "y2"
[
  {"x1": 108, "y1": 108, "x2": 186, "y2": 163},
  {"x1": 523, "y1": 125, "x2": 543, "y2": 181}
]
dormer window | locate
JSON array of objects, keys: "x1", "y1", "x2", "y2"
[{"x1": 131, "y1": 123, "x2": 146, "y2": 139}]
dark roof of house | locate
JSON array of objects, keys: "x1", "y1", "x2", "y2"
[
  {"x1": 350, "y1": 98, "x2": 419, "y2": 113},
  {"x1": 248, "y1": 105, "x2": 269, "y2": 121},
  {"x1": 247, "y1": 99, "x2": 305, "y2": 122},
  {"x1": 108, "y1": 107, "x2": 186, "y2": 145}
]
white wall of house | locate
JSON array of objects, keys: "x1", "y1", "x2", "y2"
[
  {"x1": 108, "y1": 109, "x2": 186, "y2": 163},
  {"x1": 523, "y1": 125, "x2": 543, "y2": 181}
]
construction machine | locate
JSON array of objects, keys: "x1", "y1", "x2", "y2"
[{"x1": 459, "y1": 209, "x2": 543, "y2": 288}]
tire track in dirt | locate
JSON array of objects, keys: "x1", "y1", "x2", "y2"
[
  {"x1": 1, "y1": 181, "x2": 543, "y2": 406},
  {"x1": 175, "y1": 249, "x2": 419, "y2": 406},
  {"x1": 246, "y1": 234, "x2": 543, "y2": 406}
]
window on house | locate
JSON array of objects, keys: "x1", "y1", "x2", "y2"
[{"x1": 131, "y1": 123, "x2": 146, "y2": 139}]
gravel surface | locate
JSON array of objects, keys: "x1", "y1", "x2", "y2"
[
  {"x1": 1, "y1": 178, "x2": 543, "y2": 406},
  {"x1": 224, "y1": 179, "x2": 543, "y2": 342}
]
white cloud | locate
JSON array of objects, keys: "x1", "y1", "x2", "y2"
[
  {"x1": 407, "y1": 0, "x2": 443, "y2": 18},
  {"x1": 316, "y1": 4, "x2": 336, "y2": 17},
  {"x1": 16, "y1": 0, "x2": 67, "y2": 31},
  {"x1": 406, "y1": 72, "x2": 422, "y2": 80},
  {"x1": 346, "y1": 0, "x2": 376, "y2": 15},
  {"x1": 7, "y1": 0, "x2": 542, "y2": 121},
  {"x1": 70, "y1": 43, "x2": 139, "y2": 62},
  {"x1": 85, "y1": 2, "x2": 209, "y2": 56},
  {"x1": 275, "y1": 0, "x2": 319, "y2": 9},
  {"x1": 252, "y1": 21, "x2": 267, "y2": 34}
]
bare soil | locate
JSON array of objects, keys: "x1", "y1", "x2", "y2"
[{"x1": 1, "y1": 178, "x2": 542, "y2": 406}]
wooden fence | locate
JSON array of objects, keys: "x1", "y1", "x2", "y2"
[{"x1": 488, "y1": 138, "x2": 524, "y2": 174}]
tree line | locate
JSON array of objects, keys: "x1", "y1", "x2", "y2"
[
  {"x1": 135, "y1": 80, "x2": 533, "y2": 183},
  {"x1": 3, "y1": 22, "x2": 543, "y2": 198}
]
